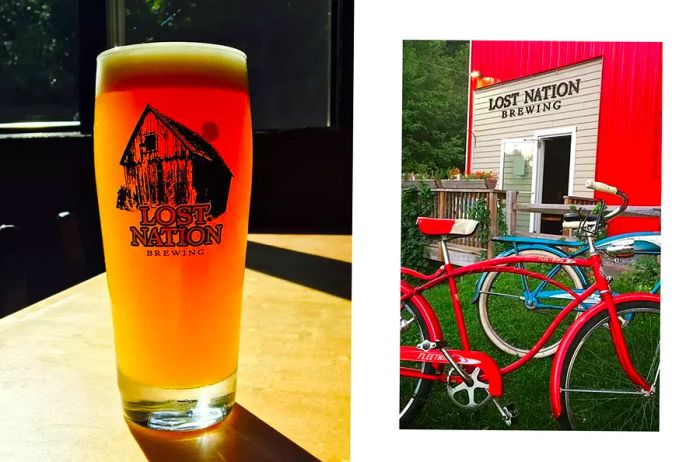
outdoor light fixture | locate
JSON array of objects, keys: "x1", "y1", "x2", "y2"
[{"x1": 469, "y1": 71, "x2": 497, "y2": 88}]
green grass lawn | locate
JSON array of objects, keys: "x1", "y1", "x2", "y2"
[{"x1": 401, "y1": 257, "x2": 660, "y2": 430}]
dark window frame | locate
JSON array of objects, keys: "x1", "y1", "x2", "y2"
[
  {"x1": 142, "y1": 132, "x2": 157, "y2": 153},
  {"x1": 1, "y1": 0, "x2": 351, "y2": 135}
]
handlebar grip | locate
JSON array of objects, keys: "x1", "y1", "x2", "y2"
[
  {"x1": 562, "y1": 220, "x2": 599, "y2": 230},
  {"x1": 562, "y1": 221, "x2": 583, "y2": 229},
  {"x1": 585, "y1": 180, "x2": 618, "y2": 195}
]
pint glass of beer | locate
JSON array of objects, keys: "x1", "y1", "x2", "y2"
[{"x1": 94, "y1": 42, "x2": 252, "y2": 431}]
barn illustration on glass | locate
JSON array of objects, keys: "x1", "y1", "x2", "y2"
[{"x1": 116, "y1": 104, "x2": 233, "y2": 218}]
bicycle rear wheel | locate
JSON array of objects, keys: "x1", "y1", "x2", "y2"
[
  {"x1": 400, "y1": 299, "x2": 435, "y2": 427},
  {"x1": 558, "y1": 300, "x2": 660, "y2": 431},
  {"x1": 478, "y1": 249, "x2": 585, "y2": 358}
]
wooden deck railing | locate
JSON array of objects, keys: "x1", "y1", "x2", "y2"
[
  {"x1": 564, "y1": 195, "x2": 597, "y2": 206},
  {"x1": 405, "y1": 185, "x2": 661, "y2": 263},
  {"x1": 505, "y1": 191, "x2": 661, "y2": 237},
  {"x1": 432, "y1": 188, "x2": 505, "y2": 258}
]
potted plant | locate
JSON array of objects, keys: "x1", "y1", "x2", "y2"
[
  {"x1": 440, "y1": 168, "x2": 465, "y2": 188},
  {"x1": 441, "y1": 170, "x2": 498, "y2": 189},
  {"x1": 464, "y1": 171, "x2": 498, "y2": 189}
]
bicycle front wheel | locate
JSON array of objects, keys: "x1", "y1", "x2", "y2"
[
  {"x1": 478, "y1": 249, "x2": 585, "y2": 358},
  {"x1": 558, "y1": 300, "x2": 660, "y2": 431},
  {"x1": 400, "y1": 299, "x2": 435, "y2": 427}
]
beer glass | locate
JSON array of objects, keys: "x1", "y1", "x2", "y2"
[{"x1": 94, "y1": 42, "x2": 252, "y2": 431}]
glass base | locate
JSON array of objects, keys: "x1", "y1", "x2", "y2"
[{"x1": 119, "y1": 371, "x2": 237, "y2": 431}]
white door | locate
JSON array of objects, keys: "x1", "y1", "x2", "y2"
[
  {"x1": 499, "y1": 138, "x2": 540, "y2": 233},
  {"x1": 532, "y1": 126, "x2": 577, "y2": 234}
]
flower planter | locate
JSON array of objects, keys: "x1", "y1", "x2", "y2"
[{"x1": 440, "y1": 179, "x2": 497, "y2": 189}]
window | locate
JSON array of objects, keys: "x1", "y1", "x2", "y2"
[
  {"x1": 143, "y1": 132, "x2": 157, "y2": 152},
  {"x1": 119, "y1": 0, "x2": 332, "y2": 131},
  {"x1": 1, "y1": 0, "x2": 352, "y2": 234},
  {"x1": 0, "y1": 0, "x2": 80, "y2": 126},
  {"x1": 500, "y1": 138, "x2": 538, "y2": 232}
]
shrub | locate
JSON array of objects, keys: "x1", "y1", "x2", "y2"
[
  {"x1": 401, "y1": 185, "x2": 434, "y2": 272},
  {"x1": 610, "y1": 255, "x2": 660, "y2": 293},
  {"x1": 465, "y1": 198, "x2": 507, "y2": 252}
]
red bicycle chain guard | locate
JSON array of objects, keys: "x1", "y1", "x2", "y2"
[{"x1": 401, "y1": 347, "x2": 503, "y2": 397}]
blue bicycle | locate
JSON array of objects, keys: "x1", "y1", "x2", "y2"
[{"x1": 473, "y1": 231, "x2": 660, "y2": 358}]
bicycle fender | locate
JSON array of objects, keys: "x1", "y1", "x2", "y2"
[
  {"x1": 470, "y1": 245, "x2": 589, "y2": 304},
  {"x1": 466, "y1": 351, "x2": 502, "y2": 397},
  {"x1": 596, "y1": 231, "x2": 661, "y2": 254},
  {"x1": 401, "y1": 280, "x2": 444, "y2": 341},
  {"x1": 549, "y1": 292, "x2": 661, "y2": 418}
]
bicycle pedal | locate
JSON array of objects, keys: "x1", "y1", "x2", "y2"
[
  {"x1": 492, "y1": 398, "x2": 517, "y2": 427},
  {"x1": 503, "y1": 403, "x2": 519, "y2": 422}
]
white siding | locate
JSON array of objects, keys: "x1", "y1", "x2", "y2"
[{"x1": 471, "y1": 58, "x2": 603, "y2": 198}]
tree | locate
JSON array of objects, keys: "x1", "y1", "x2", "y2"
[
  {"x1": 0, "y1": 0, "x2": 78, "y2": 122},
  {"x1": 402, "y1": 41, "x2": 469, "y2": 175}
]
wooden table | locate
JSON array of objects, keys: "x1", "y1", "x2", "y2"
[{"x1": 0, "y1": 235, "x2": 351, "y2": 462}]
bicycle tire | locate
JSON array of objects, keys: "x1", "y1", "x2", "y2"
[
  {"x1": 558, "y1": 300, "x2": 660, "y2": 431},
  {"x1": 478, "y1": 248, "x2": 585, "y2": 358},
  {"x1": 400, "y1": 299, "x2": 435, "y2": 427}
]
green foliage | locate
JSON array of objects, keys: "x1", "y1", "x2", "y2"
[
  {"x1": 0, "y1": 0, "x2": 78, "y2": 121},
  {"x1": 466, "y1": 199, "x2": 490, "y2": 247},
  {"x1": 592, "y1": 200, "x2": 607, "y2": 216},
  {"x1": 402, "y1": 41, "x2": 469, "y2": 174},
  {"x1": 610, "y1": 256, "x2": 661, "y2": 294},
  {"x1": 145, "y1": 0, "x2": 164, "y2": 11},
  {"x1": 401, "y1": 185, "x2": 434, "y2": 272},
  {"x1": 465, "y1": 198, "x2": 507, "y2": 250},
  {"x1": 495, "y1": 201, "x2": 508, "y2": 254}
]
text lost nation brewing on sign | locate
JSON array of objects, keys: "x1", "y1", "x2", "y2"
[{"x1": 488, "y1": 78, "x2": 581, "y2": 119}]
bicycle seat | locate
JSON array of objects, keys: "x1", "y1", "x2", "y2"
[{"x1": 416, "y1": 217, "x2": 479, "y2": 237}]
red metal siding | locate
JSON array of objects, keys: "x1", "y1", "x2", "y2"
[{"x1": 469, "y1": 41, "x2": 662, "y2": 233}]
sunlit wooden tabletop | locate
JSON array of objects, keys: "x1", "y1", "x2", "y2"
[{"x1": 0, "y1": 234, "x2": 351, "y2": 462}]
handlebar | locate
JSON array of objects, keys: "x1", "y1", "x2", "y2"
[
  {"x1": 585, "y1": 180, "x2": 617, "y2": 195},
  {"x1": 563, "y1": 180, "x2": 628, "y2": 234},
  {"x1": 585, "y1": 179, "x2": 628, "y2": 223}
]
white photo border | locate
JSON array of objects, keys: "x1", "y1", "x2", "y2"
[{"x1": 353, "y1": 0, "x2": 698, "y2": 460}]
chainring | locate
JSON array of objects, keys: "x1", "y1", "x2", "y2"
[{"x1": 446, "y1": 366, "x2": 492, "y2": 410}]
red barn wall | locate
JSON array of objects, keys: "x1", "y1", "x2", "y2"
[
  {"x1": 468, "y1": 41, "x2": 662, "y2": 234},
  {"x1": 125, "y1": 112, "x2": 195, "y2": 206}
]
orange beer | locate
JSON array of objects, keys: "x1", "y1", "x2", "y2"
[{"x1": 94, "y1": 43, "x2": 252, "y2": 430}]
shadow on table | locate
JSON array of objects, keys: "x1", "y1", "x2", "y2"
[
  {"x1": 126, "y1": 404, "x2": 319, "y2": 462},
  {"x1": 245, "y1": 241, "x2": 351, "y2": 300}
]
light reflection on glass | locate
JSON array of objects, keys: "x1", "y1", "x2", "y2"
[{"x1": 505, "y1": 141, "x2": 535, "y2": 166}]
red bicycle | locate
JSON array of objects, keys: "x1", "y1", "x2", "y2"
[{"x1": 400, "y1": 180, "x2": 660, "y2": 430}]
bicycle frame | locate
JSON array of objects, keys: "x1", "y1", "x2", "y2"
[
  {"x1": 470, "y1": 231, "x2": 662, "y2": 305},
  {"x1": 400, "y1": 250, "x2": 658, "y2": 416}
]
